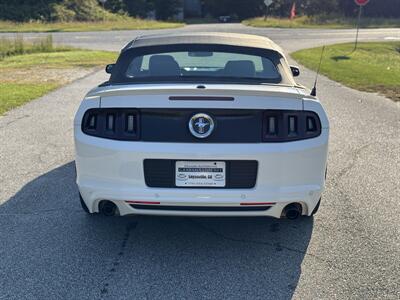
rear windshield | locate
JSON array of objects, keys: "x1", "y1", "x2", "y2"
[{"x1": 110, "y1": 44, "x2": 288, "y2": 85}]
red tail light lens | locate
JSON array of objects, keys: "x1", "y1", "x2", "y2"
[
  {"x1": 263, "y1": 110, "x2": 321, "y2": 142},
  {"x1": 82, "y1": 108, "x2": 139, "y2": 140}
]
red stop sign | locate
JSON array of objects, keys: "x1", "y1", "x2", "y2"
[{"x1": 354, "y1": 0, "x2": 369, "y2": 6}]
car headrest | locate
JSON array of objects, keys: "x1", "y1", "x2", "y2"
[
  {"x1": 224, "y1": 60, "x2": 256, "y2": 78},
  {"x1": 149, "y1": 55, "x2": 181, "y2": 77}
]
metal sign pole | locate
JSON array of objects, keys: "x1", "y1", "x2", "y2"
[
  {"x1": 352, "y1": 0, "x2": 369, "y2": 52},
  {"x1": 353, "y1": 4, "x2": 363, "y2": 52},
  {"x1": 264, "y1": 0, "x2": 273, "y2": 20}
]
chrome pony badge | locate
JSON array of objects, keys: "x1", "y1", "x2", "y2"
[{"x1": 188, "y1": 113, "x2": 214, "y2": 138}]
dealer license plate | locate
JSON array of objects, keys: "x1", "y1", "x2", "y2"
[{"x1": 175, "y1": 161, "x2": 226, "y2": 187}]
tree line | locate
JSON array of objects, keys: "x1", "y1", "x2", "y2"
[{"x1": 1, "y1": 0, "x2": 399, "y2": 22}]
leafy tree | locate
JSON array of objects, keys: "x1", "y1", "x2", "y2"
[
  {"x1": 300, "y1": 0, "x2": 339, "y2": 16},
  {"x1": 122, "y1": 0, "x2": 181, "y2": 20},
  {"x1": 203, "y1": 0, "x2": 264, "y2": 20},
  {"x1": 267, "y1": 0, "x2": 339, "y2": 17},
  {"x1": 0, "y1": 0, "x2": 398, "y2": 22},
  {"x1": 0, "y1": 0, "x2": 58, "y2": 21},
  {"x1": 337, "y1": 0, "x2": 357, "y2": 17},
  {"x1": 51, "y1": 0, "x2": 108, "y2": 21},
  {"x1": 152, "y1": 0, "x2": 182, "y2": 20},
  {"x1": 267, "y1": 0, "x2": 294, "y2": 17},
  {"x1": 370, "y1": 0, "x2": 399, "y2": 18},
  {"x1": 124, "y1": 0, "x2": 153, "y2": 18},
  {"x1": 104, "y1": 0, "x2": 126, "y2": 14}
]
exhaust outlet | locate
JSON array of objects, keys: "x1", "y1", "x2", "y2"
[
  {"x1": 99, "y1": 200, "x2": 117, "y2": 217},
  {"x1": 283, "y1": 203, "x2": 302, "y2": 220}
]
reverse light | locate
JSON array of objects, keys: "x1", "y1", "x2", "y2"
[
  {"x1": 126, "y1": 114, "x2": 136, "y2": 132},
  {"x1": 267, "y1": 116, "x2": 277, "y2": 135},
  {"x1": 288, "y1": 115, "x2": 297, "y2": 135},
  {"x1": 106, "y1": 114, "x2": 115, "y2": 131}
]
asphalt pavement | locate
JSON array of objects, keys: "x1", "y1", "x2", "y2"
[
  {"x1": 0, "y1": 24, "x2": 399, "y2": 299},
  {"x1": 2, "y1": 23, "x2": 399, "y2": 52}
]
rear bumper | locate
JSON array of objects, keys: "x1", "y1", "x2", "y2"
[{"x1": 75, "y1": 128, "x2": 329, "y2": 218}]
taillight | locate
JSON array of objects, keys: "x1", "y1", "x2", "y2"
[
  {"x1": 263, "y1": 110, "x2": 321, "y2": 142},
  {"x1": 82, "y1": 108, "x2": 139, "y2": 140}
]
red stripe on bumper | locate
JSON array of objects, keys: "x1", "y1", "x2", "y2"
[
  {"x1": 240, "y1": 202, "x2": 276, "y2": 206},
  {"x1": 125, "y1": 201, "x2": 161, "y2": 205}
]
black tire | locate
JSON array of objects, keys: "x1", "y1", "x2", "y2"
[
  {"x1": 311, "y1": 198, "x2": 321, "y2": 216},
  {"x1": 79, "y1": 193, "x2": 90, "y2": 214}
]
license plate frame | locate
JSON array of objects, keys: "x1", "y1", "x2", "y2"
[{"x1": 175, "y1": 161, "x2": 226, "y2": 187}]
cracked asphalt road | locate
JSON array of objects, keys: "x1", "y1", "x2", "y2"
[{"x1": 0, "y1": 24, "x2": 399, "y2": 299}]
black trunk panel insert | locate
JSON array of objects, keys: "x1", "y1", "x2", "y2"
[{"x1": 140, "y1": 108, "x2": 263, "y2": 143}]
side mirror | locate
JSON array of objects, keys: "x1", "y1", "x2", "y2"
[
  {"x1": 105, "y1": 64, "x2": 115, "y2": 74},
  {"x1": 290, "y1": 66, "x2": 300, "y2": 77}
]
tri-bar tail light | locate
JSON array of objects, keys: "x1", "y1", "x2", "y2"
[
  {"x1": 82, "y1": 108, "x2": 140, "y2": 140},
  {"x1": 263, "y1": 110, "x2": 321, "y2": 142}
]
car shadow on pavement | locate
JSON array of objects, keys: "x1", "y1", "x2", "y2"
[{"x1": 0, "y1": 162, "x2": 313, "y2": 300}]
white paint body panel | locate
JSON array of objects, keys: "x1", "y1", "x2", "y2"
[{"x1": 74, "y1": 84, "x2": 329, "y2": 218}]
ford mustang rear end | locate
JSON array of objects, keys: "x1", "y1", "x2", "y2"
[{"x1": 74, "y1": 33, "x2": 329, "y2": 219}]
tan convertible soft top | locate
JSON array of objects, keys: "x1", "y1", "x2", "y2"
[{"x1": 123, "y1": 32, "x2": 285, "y2": 55}]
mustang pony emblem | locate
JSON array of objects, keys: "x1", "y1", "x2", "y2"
[
  {"x1": 189, "y1": 113, "x2": 214, "y2": 138},
  {"x1": 194, "y1": 118, "x2": 209, "y2": 133}
]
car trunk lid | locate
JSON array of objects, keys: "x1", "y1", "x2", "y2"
[{"x1": 94, "y1": 83, "x2": 304, "y2": 110}]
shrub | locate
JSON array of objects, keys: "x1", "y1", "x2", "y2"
[
  {"x1": 1, "y1": 0, "x2": 127, "y2": 23},
  {"x1": 51, "y1": 3, "x2": 77, "y2": 22}
]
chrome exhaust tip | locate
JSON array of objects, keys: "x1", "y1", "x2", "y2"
[
  {"x1": 283, "y1": 203, "x2": 302, "y2": 220},
  {"x1": 99, "y1": 200, "x2": 117, "y2": 217}
]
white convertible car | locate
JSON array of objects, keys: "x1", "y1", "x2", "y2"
[{"x1": 74, "y1": 32, "x2": 329, "y2": 219}]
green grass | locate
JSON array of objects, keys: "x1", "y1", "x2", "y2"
[
  {"x1": 0, "y1": 83, "x2": 59, "y2": 115},
  {"x1": 0, "y1": 35, "x2": 70, "y2": 59},
  {"x1": 1, "y1": 50, "x2": 117, "y2": 69},
  {"x1": 291, "y1": 42, "x2": 400, "y2": 101},
  {"x1": 1, "y1": 38, "x2": 118, "y2": 115},
  {"x1": 243, "y1": 16, "x2": 400, "y2": 29},
  {"x1": 0, "y1": 19, "x2": 183, "y2": 33}
]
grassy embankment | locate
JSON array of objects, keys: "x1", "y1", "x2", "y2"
[
  {"x1": 292, "y1": 42, "x2": 400, "y2": 101},
  {"x1": 243, "y1": 16, "x2": 400, "y2": 29},
  {"x1": 0, "y1": 18, "x2": 182, "y2": 33},
  {"x1": 0, "y1": 35, "x2": 117, "y2": 115}
]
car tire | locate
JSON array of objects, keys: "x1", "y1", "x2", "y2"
[
  {"x1": 79, "y1": 193, "x2": 91, "y2": 214},
  {"x1": 311, "y1": 198, "x2": 321, "y2": 216}
]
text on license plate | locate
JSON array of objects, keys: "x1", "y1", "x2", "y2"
[{"x1": 175, "y1": 161, "x2": 226, "y2": 187}]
